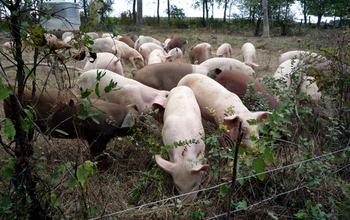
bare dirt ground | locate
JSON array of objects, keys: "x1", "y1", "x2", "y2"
[{"x1": 0, "y1": 26, "x2": 344, "y2": 219}]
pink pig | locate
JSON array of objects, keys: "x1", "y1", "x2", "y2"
[
  {"x1": 134, "y1": 36, "x2": 163, "y2": 51},
  {"x1": 156, "y1": 86, "x2": 209, "y2": 202},
  {"x1": 148, "y1": 49, "x2": 172, "y2": 65},
  {"x1": 111, "y1": 43, "x2": 145, "y2": 69},
  {"x1": 83, "y1": 52, "x2": 124, "y2": 76},
  {"x1": 77, "y1": 69, "x2": 169, "y2": 121},
  {"x1": 200, "y1": 58, "x2": 255, "y2": 77},
  {"x1": 241, "y1": 42, "x2": 259, "y2": 69},
  {"x1": 177, "y1": 74, "x2": 271, "y2": 149},
  {"x1": 215, "y1": 43, "x2": 232, "y2": 57},
  {"x1": 138, "y1": 42, "x2": 168, "y2": 65}
]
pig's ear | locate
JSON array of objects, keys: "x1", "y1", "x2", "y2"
[
  {"x1": 152, "y1": 95, "x2": 167, "y2": 108},
  {"x1": 223, "y1": 115, "x2": 241, "y2": 130},
  {"x1": 191, "y1": 164, "x2": 209, "y2": 174},
  {"x1": 253, "y1": 112, "x2": 271, "y2": 123},
  {"x1": 155, "y1": 155, "x2": 176, "y2": 174},
  {"x1": 121, "y1": 112, "x2": 136, "y2": 128}
]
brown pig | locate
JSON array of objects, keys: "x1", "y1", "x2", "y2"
[
  {"x1": 213, "y1": 70, "x2": 278, "y2": 110},
  {"x1": 189, "y1": 46, "x2": 211, "y2": 64},
  {"x1": 132, "y1": 62, "x2": 209, "y2": 91},
  {"x1": 4, "y1": 88, "x2": 138, "y2": 171},
  {"x1": 165, "y1": 36, "x2": 187, "y2": 55}
]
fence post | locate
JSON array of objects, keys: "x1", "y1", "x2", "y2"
[{"x1": 227, "y1": 121, "x2": 244, "y2": 219}]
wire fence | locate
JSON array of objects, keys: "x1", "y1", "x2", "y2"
[{"x1": 89, "y1": 145, "x2": 350, "y2": 220}]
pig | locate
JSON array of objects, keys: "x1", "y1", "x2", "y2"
[
  {"x1": 134, "y1": 36, "x2": 164, "y2": 51},
  {"x1": 299, "y1": 76, "x2": 321, "y2": 103},
  {"x1": 273, "y1": 58, "x2": 301, "y2": 99},
  {"x1": 76, "y1": 69, "x2": 169, "y2": 121},
  {"x1": 111, "y1": 43, "x2": 145, "y2": 69},
  {"x1": 215, "y1": 43, "x2": 232, "y2": 57},
  {"x1": 132, "y1": 62, "x2": 210, "y2": 91},
  {"x1": 88, "y1": 37, "x2": 125, "y2": 53},
  {"x1": 165, "y1": 36, "x2": 188, "y2": 55},
  {"x1": 172, "y1": 51, "x2": 187, "y2": 63},
  {"x1": 83, "y1": 52, "x2": 124, "y2": 76},
  {"x1": 213, "y1": 70, "x2": 278, "y2": 110},
  {"x1": 131, "y1": 35, "x2": 139, "y2": 42},
  {"x1": 118, "y1": 36, "x2": 135, "y2": 48},
  {"x1": 278, "y1": 50, "x2": 331, "y2": 77},
  {"x1": 102, "y1": 33, "x2": 113, "y2": 38},
  {"x1": 148, "y1": 49, "x2": 172, "y2": 65},
  {"x1": 62, "y1": 32, "x2": 74, "y2": 41},
  {"x1": 85, "y1": 32, "x2": 99, "y2": 40},
  {"x1": 45, "y1": 33, "x2": 58, "y2": 46},
  {"x1": 4, "y1": 88, "x2": 138, "y2": 171},
  {"x1": 189, "y1": 46, "x2": 211, "y2": 64},
  {"x1": 168, "y1": 47, "x2": 183, "y2": 57},
  {"x1": 155, "y1": 86, "x2": 209, "y2": 202},
  {"x1": 3, "y1": 41, "x2": 13, "y2": 49},
  {"x1": 138, "y1": 42, "x2": 168, "y2": 65},
  {"x1": 177, "y1": 74, "x2": 271, "y2": 149},
  {"x1": 164, "y1": 38, "x2": 171, "y2": 47},
  {"x1": 200, "y1": 58, "x2": 255, "y2": 77},
  {"x1": 241, "y1": 42, "x2": 259, "y2": 69},
  {"x1": 273, "y1": 59, "x2": 321, "y2": 104},
  {"x1": 168, "y1": 48, "x2": 186, "y2": 62}
]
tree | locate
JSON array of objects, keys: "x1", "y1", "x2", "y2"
[
  {"x1": 165, "y1": 5, "x2": 185, "y2": 19},
  {"x1": 136, "y1": 0, "x2": 143, "y2": 27},
  {"x1": 307, "y1": 0, "x2": 331, "y2": 28},
  {"x1": 299, "y1": 0, "x2": 311, "y2": 24},
  {"x1": 262, "y1": 0, "x2": 269, "y2": 37}
]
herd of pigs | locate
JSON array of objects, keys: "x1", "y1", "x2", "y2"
[{"x1": 3, "y1": 32, "x2": 329, "y2": 201}]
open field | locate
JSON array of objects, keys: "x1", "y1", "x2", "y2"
[{"x1": 0, "y1": 26, "x2": 349, "y2": 219}]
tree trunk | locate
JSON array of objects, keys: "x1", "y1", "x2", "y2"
[
  {"x1": 205, "y1": 0, "x2": 209, "y2": 27},
  {"x1": 167, "y1": 0, "x2": 170, "y2": 26},
  {"x1": 262, "y1": 0, "x2": 269, "y2": 37},
  {"x1": 317, "y1": 13, "x2": 322, "y2": 28},
  {"x1": 304, "y1": 14, "x2": 307, "y2": 24},
  {"x1": 255, "y1": 17, "x2": 261, "y2": 36},
  {"x1": 202, "y1": 0, "x2": 205, "y2": 27},
  {"x1": 133, "y1": 0, "x2": 136, "y2": 24},
  {"x1": 83, "y1": 0, "x2": 87, "y2": 24},
  {"x1": 137, "y1": 0, "x2": 143, "y2": 27},
  {"x1": 223, "y1": 0, "x2": 227, "y2": 23},
  {"x1": 157, "y1": 0, "x2": 159, "y2": 25}
]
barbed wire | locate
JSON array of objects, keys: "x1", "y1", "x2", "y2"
[
  {"x1": 206, "y1": 184, "x2": 307, "y2": 220},
  {"x1": 89, "y1": 145, "x2": 350, "y2": 220}
]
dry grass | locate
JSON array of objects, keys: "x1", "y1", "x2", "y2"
[{"x1": 0, "y1": 26, "x2": 348, "y2": 219}]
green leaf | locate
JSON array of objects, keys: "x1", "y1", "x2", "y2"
[
  {"x1": 76, "y1": 112, "x2": 87, "y2": 120},
  {"x1": 264, "y1": 147, "x2": 274, "y2": 163},
  {"x1": 85, "y1": 160, "x2": 94, "y2": 177},
  {"x1": 91, "y1": 116, "x2": 100, "y2": 124},
  {"x1": 0, "y1": 77, "x2": 5, "y2": 88},
  {"x1": 81, "y1": 90, "x2": 92, "y2": 99},
  {"x1": 95, "y1": 83, "x2": 100, "y2": 97},
  {"x1": 267, "y1": 210, "x2": 278, "y2": 219},
  {"x1": 4, "y1": 118, "x2": 16, "y2": 140},
  {"x1": 2, "y1": 23, "x2": 10, "y2": 29},
  {"x1": 2, "y1": 167, "x2": 14, "y2": 179},
  {"x1": 50, "y1": 194, "x2": 58, "y2": 207},
  {"x1": 0, "y1": 88, "x2": 11, "y2": 100},
  {"x1": 68, "y1": 177, "x2": 76, "y2": 190},
  {"x1": 33, "y1": 153, "x2": 39, "y2": 159},
  {"x1": 253, "y1": 158, "x2": 265, "y2": 180},
  {"x1": 77, "y1": 165, "x2": 87, "y2": 191},
  {"x1": 37, "y1": 163, "x2": 44, "y2": 168},
  {"x1": 55, "y1": 129, "x2": 68, "y2": 136}
]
